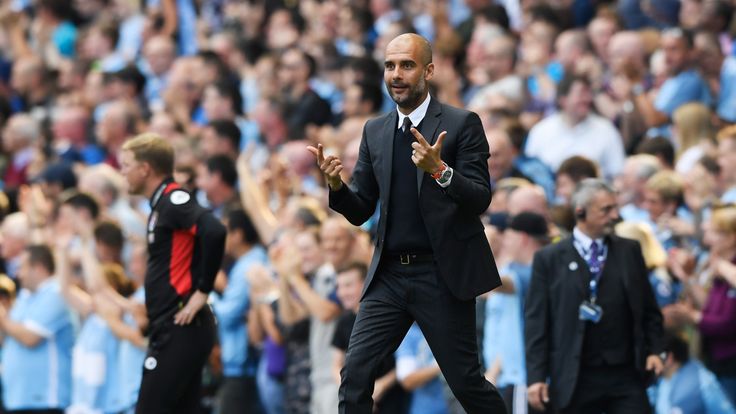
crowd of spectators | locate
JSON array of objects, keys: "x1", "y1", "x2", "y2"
[{"x1": 1, "y1": 0, "x2": 736, "y2": 413}]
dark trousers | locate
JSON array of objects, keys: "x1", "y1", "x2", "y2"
[
  {"x1": 339, "y1": 259, "x2": 506, "y2": 414},
  {"x1": 136, "y1": 307, "x2": 216, "y2": 414},
  {"x1": 560, "y1": 365, "x2": 650, "y2": 414},
  {"x1": 217, "y1": 376, "x2": 264, "y2": 414}
]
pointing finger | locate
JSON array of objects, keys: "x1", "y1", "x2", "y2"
[{"x1": 410, "y1": 127, "x2": 429, "y2": 147}]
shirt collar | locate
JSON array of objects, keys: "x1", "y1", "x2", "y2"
[
  {"x1": 149, "y1": 177, "x2": 174, "y2": 209},
  {"x1": 396, "y1": 93, "x2": 431, "y2": 130},
  {"x1": 573, "y1": 227, "x2": 603, "y2": 251}
]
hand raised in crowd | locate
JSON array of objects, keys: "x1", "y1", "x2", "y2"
[
  {"x1": 410, "y1": 128, "x2": 446, "y2": 174},
  {"x1": 527, "y1": 382, "x2": 549, "y2": 411},
  {"x1": 667, "y1": 247, "x2": 697, "y2": 282},
  {"x1": 307, "y1": 143, "x2": 343, "y2": 190},
  {"x1": 17, "y1": 184, "x2": 51, "y2": 229}
]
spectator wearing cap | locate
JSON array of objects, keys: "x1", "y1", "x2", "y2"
[
  {"x1": 483, "y1": 212, "x2": 549, "y2": 414},
  {"x1": 526, "y1": 179, "x2": 664, "y2": 413},
  {"x1": 34, "y1": 162, "x2": 78, "y2": 201}
]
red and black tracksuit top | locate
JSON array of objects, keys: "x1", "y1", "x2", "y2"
[{"x1": 145, "y1": 178, "x2": 226, "y2": 325}]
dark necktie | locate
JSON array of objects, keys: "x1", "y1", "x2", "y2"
[
  {"x1": 587, "y1": 241, "x2": 603, "y2": 275},
  {"x1": 402, "y1": 117, "x2": 412, "y2": 135}
]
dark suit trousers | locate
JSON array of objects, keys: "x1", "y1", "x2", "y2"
[
  {"x1": 559, "y1": 365, "x2": 650, "y2": 414},
  {"x1": 338, "y1": 259, "x2": 506, "y2": 414}
]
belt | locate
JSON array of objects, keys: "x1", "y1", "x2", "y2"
[{"x1": 385, "y1": 252, "x2": 434, "y2": 265}]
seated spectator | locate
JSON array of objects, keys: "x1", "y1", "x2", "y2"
[
  {"x1": 651, "y1": 332, "x2": 735, "y2": 413},
  {"x1": 525, "y1": 74, "x2": 625, "y2": 179}
]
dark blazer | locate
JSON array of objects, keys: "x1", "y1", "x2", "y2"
[
  {"x1": 329, "y1": 97, "x2": 501, "y2": 300},
  {"x1": 524, "y1": 235, "x2": 664, "y2": 409}
]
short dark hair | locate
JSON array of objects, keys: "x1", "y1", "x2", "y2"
[
  {"x1": 556, "y1": 74, "x2": 591, "y2": 100},
  {"x1": 210, "y1": 78, "x2": 243, "y2": 116},
  {"x1": 664, "y1": 331, "x2": 689, "y2": 364},
  {"x1": 557, "y1": 156, "x2": 599, "y2": 181},
  {"x1": 112, "y1": 66, "x2": 146, "y2": 94},
  {"x1": 636, "y1": 137, "x2": 675, "y2": 169},
  {"x1": 206, "y1": 155, "x2": 238, "y2": 188},
  {"x1": 62, "y1": 191, "x2": 100, "y2": 219},
  {"x1": 335, "y1": 261, "x2": 368, "y2": 280},
  {"x1": 94, "y1": 220, "x2": 124, "y2": 251},
  {"x1": 207, "y1": 120, "x2": 241, "y2": 152},
  {"x1": 26, "y1": 244, "x2": 55, "y2": 274},
  {"x1": 355, "y1": 81, "x2": 383, "y2": 114},
  {"x1": 227, "y1": 209, "x2": 261, "y2": 245}
]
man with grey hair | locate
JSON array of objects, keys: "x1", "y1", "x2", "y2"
[
  {"x1": 0, "y1": 212, "x2": 31, "y2": 280},
  {"x1": 2, "y1": 114, "x2": 40, "y2": 190},
  {"x1": 526, "y1": 178, "x2": 664, "y2": 414},
  {"x1": 616, "y1": 154, "x2": 662, "y2": 222}
]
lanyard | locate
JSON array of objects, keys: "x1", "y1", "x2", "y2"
[{"x1": 577, "y1": 239, "x2": 607, "y2": 303}]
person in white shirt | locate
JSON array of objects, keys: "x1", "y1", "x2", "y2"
[{"x1": 525, "y1": 74, "x2": 626, "y2": 179}]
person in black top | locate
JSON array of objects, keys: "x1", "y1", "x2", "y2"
[{"x1": 119, "y1": 132, "x2": 227, "y2": 414}]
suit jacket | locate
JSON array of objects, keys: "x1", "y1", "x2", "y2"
[
  {"x1": 524, "y1": 235, "x2": 664, "y2": 409},
  {"x1": 329, "y1": 97, "x2": 501, "y2": 301}
]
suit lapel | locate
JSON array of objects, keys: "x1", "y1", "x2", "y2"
[
  {"x1": 562, "y1": 238, "x2": 590, "y2": 297},
  {"x1": 416, "y1": 98, "x2": 441, "y2": 195},
  {"x1": 382, "y1": 111, "x2": 398, "y2": 203}
]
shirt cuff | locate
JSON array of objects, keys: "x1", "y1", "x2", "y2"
[{"x1": 436, "y1": 167, "x2": 453, "y2": 188}]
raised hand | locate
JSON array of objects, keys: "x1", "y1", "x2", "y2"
[
  {"x1": 306, "y1": 143, "x2": 343, "y2": 190},
  {"x1": 410, "y1": 128, "x2": 446, "y2": 174}
]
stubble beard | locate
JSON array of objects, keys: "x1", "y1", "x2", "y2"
[{"x1": 388, "y1": 78, "x2": 427, "y2": 111}]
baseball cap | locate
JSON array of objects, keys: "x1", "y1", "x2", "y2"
[{"x1": 507, "y1": 212, "x2": 548, "y2": 239}]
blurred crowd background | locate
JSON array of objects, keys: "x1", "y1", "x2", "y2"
[{"x1": 1, "y1": 0, "x2": 736, "y2": 413}]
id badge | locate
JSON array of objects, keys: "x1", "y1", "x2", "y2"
[{"x1": 579, "y1": 300, "x2": 603, "y2": 323}]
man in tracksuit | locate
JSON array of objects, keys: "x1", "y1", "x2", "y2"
[{"x1": 120, "y1": 132, "x2": 227, "y2": 414}]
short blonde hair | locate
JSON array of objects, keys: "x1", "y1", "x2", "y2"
[
  {"x1": 711, "y1": 206, "x2": 736, "y2": 234},
  {"x1": 645, "y1": 170, "x2": 684, "y2": 205},
  {"x1": 717, "y1": 125, "x2": 736, "y2": 143},
  {"x1": 121, "y1": 133, "x2": 174, "y2": 176}
]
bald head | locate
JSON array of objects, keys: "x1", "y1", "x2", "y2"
[{"x1": 387, "y1": 33, "x2": 432, "y2": 66}]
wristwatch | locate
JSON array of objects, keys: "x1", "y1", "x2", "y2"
[{"x1": 431, "y1": 162, "x2": 453, "y2": 185}]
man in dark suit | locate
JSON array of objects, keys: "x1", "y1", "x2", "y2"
[
  {"x1": 308, "y1": 33, "x2": 506, "y2": 414},
  {"x1": 525, "y1": 178, "x2": 665, "y2": 414}
]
